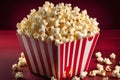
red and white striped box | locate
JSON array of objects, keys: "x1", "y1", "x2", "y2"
[{"x1": 18, "y1": 33, "x2": 99, "y2": 80}]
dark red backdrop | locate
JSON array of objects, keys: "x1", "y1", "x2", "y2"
[{"x1": 0, "y1": 0, "x2": 120, "y2": 30}]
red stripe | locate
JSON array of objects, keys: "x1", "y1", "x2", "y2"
[
  {"x1": 17, "y1": 35, "x2": 33, "y2": 72},
  {"x1": 60, "y1": 44, "x2": 64, "y2": 79},
  {"x1": 35, "y1": 40, "x2": 47, "y2": 76},
  {"x1": 65, "y1": 42, "x2": 69, "y2": 74},
  {"x1": 26, "y1": 37, "x2": 40, "y2": 74},
  {"x1": 52, "y1": 44, "x2": 58, "y2": 79},
  {"x1": 77, "y1": 38, "x2": 87, "y2": 75},
  {"x1": 69, "y1": 41, "x2": 74, "y2": 67},
  {"x1": 84, "y1": 34, "x2": 99, "y2": 71},
  {"x1": 43, "y1": 42, "x2": 52, "y2": 76},
  {"x1": 72, "y1": 40, "x2": 80, "y2": 76}
]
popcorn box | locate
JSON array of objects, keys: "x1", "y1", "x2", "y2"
[{"x1": 17, "y1": 33, "x2": 99, "y2": 80}]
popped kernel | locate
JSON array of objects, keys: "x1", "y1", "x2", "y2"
[
  {"x1": 102, "y1": 77, "x2": 109, "y2": 80},
  {"x1": 80, "y1": 71, "x2": 88, "y2": 79},
  {"x1": 97, "y1": 64, "x2": 104, "y2": 70},
  {"x1": 104, "y1": 58, "x2": 112, "y2": 65},
  {"x1": 89, "y1": 70, "x2": 99, "y2": 77},
  {"x1": 15, "y1": 72, "x2": 24, "y2": 79},
  {"x1": 105, "y1": 65, "x2": 111, "y2": 72},
  {"x1": 51, "y1": 76, "x2": 57, "y2": 80},
  {"x1": 95, "y1": 52, "x2": 102, "y2": 58},
  {"x1": 12, "y1": 64, "x2": 20, "y2": 71},
  {"x1": 110, "y1": 53, "x2": 116, "y2": 59},
  {"x1": 72, "y1": 76, "x2": 80, "y2": 80},
  {"x1": 111, "y1": 70, "x2": 120, "y2": 78},
  {"x1": 98, "y1": 69, "x2": 106, "y2": 76},
  {"x1": 97, "y1": 57, "x2": 104, "y2": 63}
]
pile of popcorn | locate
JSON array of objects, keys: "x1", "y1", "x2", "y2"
[
  {"x1": 12, "y1": 52, "x2": 27, "y2": 79},
  {"x1": 17, "y1": 1, "x2": 100, "y2": 46}
]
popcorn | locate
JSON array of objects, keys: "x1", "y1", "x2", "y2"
[
  {"x1": 111, "y1": 70, "x2": 120, "y2": 78},
  {"x1": 17, "y1": 1, "x2": 100, "y2": 46},
  {"x1": 98, "y1": 69, "x2": 106, "y2": 76},
  {"x1": 80, "y1": 71, "x2": 88, "y2": 79},
  {"x1": 51, "y1": 76, "x2": 57, "y2": 80},
  {"x1": 115, "y1": 65, "x2": 120, "y2": 71},
  {"x1": 18, "y1": 52, "x2": 27, "y2": 67},
  {"x1": 97, "y1": 57, "x2": 104, "y2": 63},
  {"x1": 110, "y1": 53, "x2": 116, "y2": 59},
  {"x1": 103, "y1": 58, "x2": 112, "y2": 65},
  {"x1": 12, "y1": 64, "x2": 20, "y2": 71},
  {"x1": 97, "y1": 64, "x2": 104, "y2": 70},
  {"x1": 15, "y1": 72, "x2": 24, "y2": 79},
  {"x1": 89, "y1": 70, "x2": 99, "y2": 77},
  {"x1": 72, "y1": 76, "x2": 80, "y2": 80},
  {"x1": 105, "y1": 66, "x2": 111, "y2": 72},
  {"x1": 95, "y1": 52, "x2": 102, "y2": 58},
  {"x1": 102, "y1": 77, "x2": 109, "y2": 80}
]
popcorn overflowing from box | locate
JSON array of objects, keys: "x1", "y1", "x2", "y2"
[{"x1": 16, "y1": 1, "x2": 100, "y2": 80}]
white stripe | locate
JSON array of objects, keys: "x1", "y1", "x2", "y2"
[
  {"x1": 63, "y1": 44, "x2": 66, "y2": 74},
  {"x1": 67, "y1": 42, "x2": 71, "y2": 67},
  {"x1": 58, "y1": 46, "x2": 60, "y2": 80},
  {"x1": 80, "y1": 36, "x2": 94, "y2": 72},
  {"x1": 47, "y1": 43, "x2": 56, "y2": 77},
  {"x1": 75, "y1": 40, "x2": 83, "y2": 75},
  {"x1": 30, "y1": 38, "x2": 44, "y2": 75},
  {"x1": 71, "y1": 41, "x2": 76, "y2": 76},
  {"x1": 39, "y1": 41, "x2": 50, "y2": 77},
  {"x1": 21, "y1": 36, "x2": 37, "y2": 73}
]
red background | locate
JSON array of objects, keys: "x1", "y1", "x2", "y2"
[{"x1": 0, "y1": 0, "x2": 120, "y2": 30}]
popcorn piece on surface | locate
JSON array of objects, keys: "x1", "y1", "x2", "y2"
[
  {"x1": 18, "y1": 58, "x2": 27, "y2": 67},
  {"x1": 80, "y1": 71, "x2": 88, "y2": 79},
  {"x1": 115, "y1": 65, "x2": 120, "y2": 72},
  {"x1": 89, "y1": 70, "x2": 99, "y2": 77},
  {"x1": 97, "y1": 57, "x2": 104, "y2": 63},
  {"x1": 17, "y1": 1, "x2": 100, "y2": 46},
  {"x1": 72, "y1": 76, "x2": 80, "y2": 80},
  {"x1": 104, "y1": 58, "x2": 112, "y2": 65},
  {"x1": 15, "y1": 72, "x2": 24, "y2": 79},
  {"x1": 98, "y1": 69, "x2": 106, "y2": 76},
  {"x1": 97, "y1": 64, "x2": 104, "y2": 70},
  {"x1": 111, "y1": 70, "x2": 120, "y2": 78},
  {"x1": 12, "y1": 64, "x2": 20, "y2": 71},
  {"x1": 105, "y1": 65, "x2": 111, "y2": 72},
  {"x1": 51, "y1": 76, "x2": 57, "y2": 80},
  {"x1": 20, "y1": 52, "x2": 25, "y2": 58},
  {"x1": 110, "y1": 53, "x2": 116, "y2": 59},
  {"x1": 102, "y1": 77, "x2": 109, "y2": 80},
  {"x1": 95, "y1": 52, "x2": 102, "y2": 58}
]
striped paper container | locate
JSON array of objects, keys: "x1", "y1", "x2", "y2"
[{"x1": 17, "y1": 33, "x2": 99, "y2": 80}]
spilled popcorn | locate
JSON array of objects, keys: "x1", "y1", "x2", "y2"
[
  {"x1": 12, "y1": 52, "x2": 27, "y2": 79},
  {"x1": 12, "y1": 51, "x2": 120, "y2": 79},
  {"x1": 17, "y1": 1, "x2": 100, "y2": 46}
]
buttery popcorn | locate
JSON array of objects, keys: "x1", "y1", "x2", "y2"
[
  {"x1": 12, "y1": 64, "x2": 20, "y2": 71},
  {"x1": 102, "y1": 77, "x2": 109, "y2": 80},
  {"x1": 15, "y1": 72, "x2": 24, "y2": 79},
  {"x1": 103, "y1": 58, "x2": 112, "y2": 65},
  {"x1": 110, "y1": 53, "x2": 116, "y2": 59},
  {"x1": 80, "y1": 71, "x2": 88, "y2": 79},
  {"x1": 105, "y1": 65, "x2": 111, "y2": 72},
  {"x1": 51, "y1": 76, "x2": 57, "y2": 80},
  {"x1": 72, "y1": 76, "x2": 80, "y2": 80},
  {"x1": 17, "y1": 1, "x2": 100, "y2": 46},
  {"x1": 95, "y1": 52, "x2": 102, "y2": 58}
]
